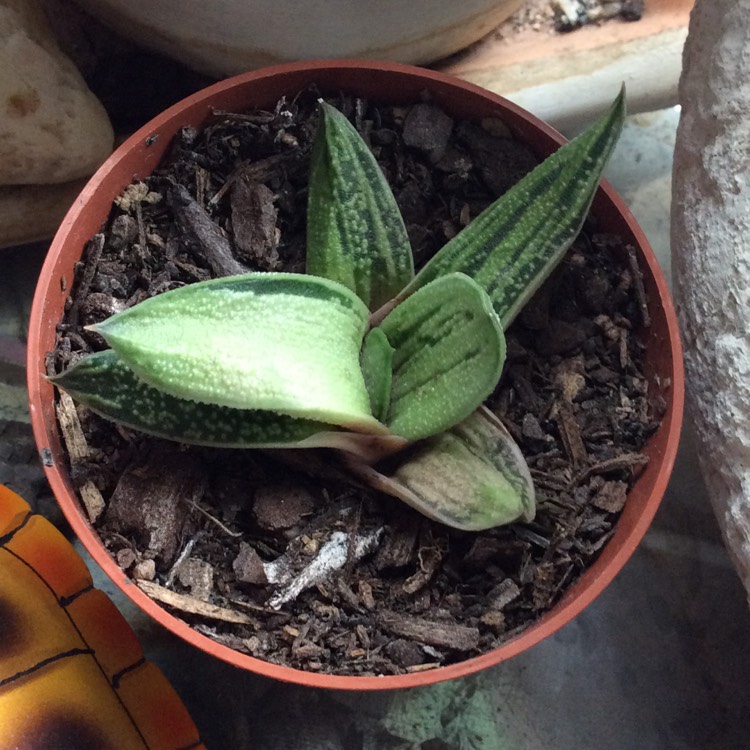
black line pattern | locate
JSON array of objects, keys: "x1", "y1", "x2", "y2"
[
  {"x1": 1, "y1": 511, "x2": 204, "y2": 748},
  {"x1": 0, "y1": 647, "x2": 94, "y2": 689},
  {"x1": 1, "y1": 532, "x2": 152, "y2": 749},
  {"x1": 111, "y1": 657, "x2": 147, "y2": 689},
  {"x1": 0, "y1": 511, "x2": 32, "y2": 547},
  {"x1": 59, "y1": 583, "x2": 94, "y2": 607}
]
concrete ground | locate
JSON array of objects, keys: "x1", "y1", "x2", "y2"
[{"x1": 2, "y1": 107, "x2": 749, "y2": 749}]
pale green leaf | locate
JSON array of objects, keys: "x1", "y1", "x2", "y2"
[
  {"x1": 378, "y1": 273, "x2": 506, "y2": 441},
  {"x1": 90, "y1": 272, "x2": 385, "y2": 433},
  {"x1": 307, "y1": 101, "x2": 414, "y2": 310},
  {"x1": 349, "y1": 408, "x2": 535, "y2": 531},
  {"x1": 396, "y1": 88, "x2": 626, "y2": 327}
]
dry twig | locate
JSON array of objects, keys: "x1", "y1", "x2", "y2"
[{"x1": 137, "y1": 580, "x2": 256, "y2": 625}]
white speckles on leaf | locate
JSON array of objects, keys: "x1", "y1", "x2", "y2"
[
  {"x1": 401, "y1": 89, "x2": 625, "y2": 328},
  {"x1": 307, "y1": 102, "x2": 414, "y2": 310},
  {"x1": 51, "y1": 350, "x2": 366, "y2": 448},
  {"x1": 93, "y1": 272, "x2": 383, "y2": 431},
  {"x1": 378, "y1": 274, "x2": 506, "y2": 441}
]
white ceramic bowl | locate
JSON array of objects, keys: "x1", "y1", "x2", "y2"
[{"x1": 77, "y1": 0, "x2": 524, "y2": 76}]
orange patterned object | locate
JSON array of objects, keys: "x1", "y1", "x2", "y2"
[{"x1": 0, "y1": 485, "x2": 206, "y2": 750}]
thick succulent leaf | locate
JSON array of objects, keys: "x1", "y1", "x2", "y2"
[
  {"x1": 306, "y1": 101, "x2": 414, "y2": 310},
  {"x1": 90, "y1": 272, "x2": 384, "y2": 433},
  {"x1": 397, "y1": 88, "x2": 626, "y2": 327},
  {"x1": 378, "y1": 273, "x2": 506, "y2": 441},
  {"x1": 52, "y1": 351, "x2": 405, "y2": 456},
  {"x1": 348, "y1": 407, "x2": 535, "y2": 531},
  {"x1": 360, "y1": 327, "x2": 393, "y2": 423},
  {"x1": 51, "y1": 350, "x2": 337, "y2": 448}
]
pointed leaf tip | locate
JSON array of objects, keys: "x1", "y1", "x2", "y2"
[
  {"x1": 346, "y1": 408, "x2": 535, "y2": 531},
  {"x1": 307, "y1": 101, "x2": 414, "y2": 310},
  {"x1": 401, "y1": 89, "x2": 626, "y2": 329}
]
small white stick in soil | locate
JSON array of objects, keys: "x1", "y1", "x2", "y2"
[
  {"x1": 138, "y1": 580, "x2": 256, "y2": 625},
  {"x1": 55, "y1": 391, "x2": 89, "y2": 461},
  {"x1": 78, "y1": 481, "x2": 105, "y2": 524},
  {"x1": 55, "y1": 391, "x2": 105, "y2": 523},
  {"x1": 266, "y1": 529, "x2": 383, "y2": 610},
  {"x1": 165, "y1": 535, "x2": 199, "y2": 588}
]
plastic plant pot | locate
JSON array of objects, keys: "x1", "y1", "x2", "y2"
[{"x1": 27, "y1": 60, "x2": 684, "y2": 691}]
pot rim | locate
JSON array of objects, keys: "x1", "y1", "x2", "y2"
[{"x1": 27, "y1": 59, "x2": 685, "y2": 691}]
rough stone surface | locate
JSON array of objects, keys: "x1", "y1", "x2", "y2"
[
  {"x1": 0, "y1": 0, "x2": 113, "y2": 185},
  {"x1": 0, "y1": 178, "x2": 85, "y2": 249},
  {"x1": 671, "y1": 0, "x2": 750, "y2": 602}
]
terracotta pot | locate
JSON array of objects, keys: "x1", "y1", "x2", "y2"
[
  {"x1": 27, "y1": 60, "x2": 684, "y2": 690},
  {"x1": 76, "y1": 0, "x2": 525, "y2": 77}
]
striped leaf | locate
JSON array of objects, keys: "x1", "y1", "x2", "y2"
[
  {"x1": 51, "y1": 350, "x2": 340, "y2": 448},
  {"x1": 398, "y1": 88, "x2": 626, "y2": 327},
  {"x1": 347, "y1": 408, "x2": 535, "y2": 531},
  {"x1": 307, "y1": 101, "x2": 414, "y2": 310},
  {"x1": 90, "y1": 273, "x2": 385, "y2": 433},
  {"x1": 378, "y1": 273, "x2": 506, "y2": 441}
]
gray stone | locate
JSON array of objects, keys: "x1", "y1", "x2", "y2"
[{"x1": 671, "y1": 0, "x2": 750, "y2": 602}]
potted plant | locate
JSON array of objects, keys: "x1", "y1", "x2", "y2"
[{"x1": 28, "y1": 60, "x2": 683, "y2": 690}]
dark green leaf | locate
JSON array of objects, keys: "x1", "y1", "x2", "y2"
[
  {"x1": 398, "y1": 88, "x2": 626, "y2": 327},
  {"x1": 307, "y1": 101, "x2": 414, "y2": 310},
  {"x1": 51, "y1": 350, "x2": 342, "y2": 448}
]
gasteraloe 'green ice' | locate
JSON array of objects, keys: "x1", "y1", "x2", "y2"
[
  {"x1": 55, "y1": 89, "x2": 627, "y2": 531},
  {"x1": 90, "y1": 272, "x2": 384, "y2": 433},
  {"x1": 307, "y1": 101, "x2": 414, "y2": 311}
]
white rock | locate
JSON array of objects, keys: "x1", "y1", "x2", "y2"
[
  {"x1": 0, "y1": 0, "x2": 113, "y2": 185},
  {"x1": 671, "y1": 0, "x2": 750, "y2": 601},
  {"x1": 0, "y1": 178, "x2": 85, "y2": 248}
]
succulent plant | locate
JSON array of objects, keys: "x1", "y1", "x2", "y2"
[{"x1": 53, "y1": 91, "x2": 625, "y2": 530}]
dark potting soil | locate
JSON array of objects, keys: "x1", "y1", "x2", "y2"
[{"x1": 50, "y1": 89, "x2": 662, "y2": 676}]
